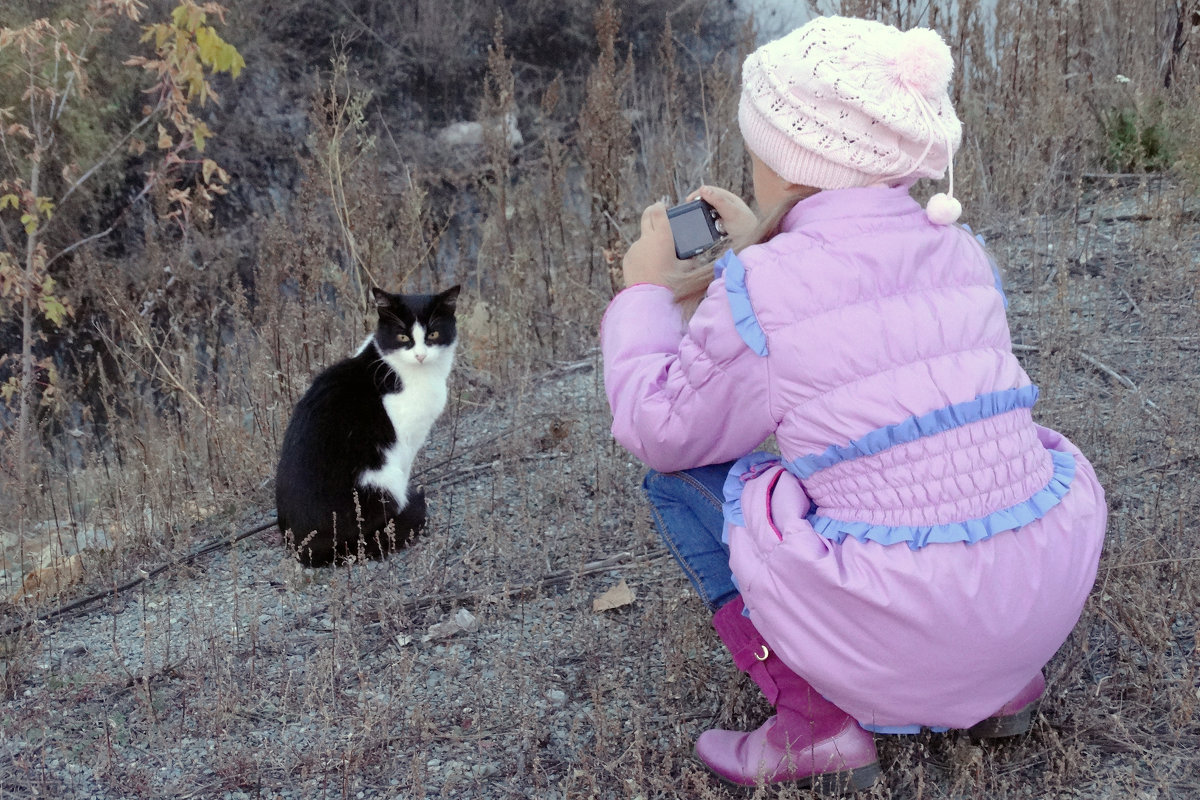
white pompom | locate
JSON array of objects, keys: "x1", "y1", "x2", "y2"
[
  {"x1": 894, "y1": 28, "x2": 954, "y2": 98},
  {"x1": 926, "y1": 193, "x2": 962, "y2": 225}
]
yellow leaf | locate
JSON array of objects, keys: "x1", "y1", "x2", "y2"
[
  {"x1": 157, "y1": 124, "x2": 173, "y2": 149},
  {"x1": 593, "y1": 579, "x2": 636, "y2": 612},
  {"x1": 227, "y1": 46, "x2": 245, "y2": 79},
  {"x1": 195, "y1": 25, "x2": 217, "y2": 65},
  {"x1": 0, "y1": 193, "x2": 17, "y2": 211}
]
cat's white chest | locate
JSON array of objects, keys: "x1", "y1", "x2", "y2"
[
  {"x1": 357, "y1": 347, "x2": 452, "y2": 507},
  {"x1": 381, "y1": 372, "x2": 447, "y2": 447}
]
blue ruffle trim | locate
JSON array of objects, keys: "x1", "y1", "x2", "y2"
[
  {"x1": 784, "y1": 386, "x2": 1040, "y2": 479},
  {"x1": 720, "y1": 452, "x2": 780, "y2": 544},
  {"x1": 863, "y1": 723, "x2": 950, "y2": 735},
  {"x1": 805, "y1": 448, "x2": 1077, "y2": 550},
  {"x1": 714, "y1": 251, "x2": 769, "y2": 357}
]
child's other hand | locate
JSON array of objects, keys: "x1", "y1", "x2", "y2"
[
  {"x1": 622, "y1": 202, "x2": 682, "y2": 288},
  {"x1": 691, "y1": 185, "x2": 757, "y2": 242}
]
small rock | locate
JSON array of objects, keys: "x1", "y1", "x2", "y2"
[{"x1": 422, "y1": 608, "x2": 479, "y2": 641}]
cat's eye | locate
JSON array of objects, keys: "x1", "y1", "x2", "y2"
[
  {"x1": 427, "y1": 331, "x2": 440, "y2": 341},
  {"x1": 397, "y1": 334, "x2": 411, "y2": 344}
]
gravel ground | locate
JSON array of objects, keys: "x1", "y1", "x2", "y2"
[
  {"x1": 3, "y1": 184, "x2": 1199, "y2": 798},
  {"x1": 1, "y1": 356, "x2": 734, "y2": 799}
]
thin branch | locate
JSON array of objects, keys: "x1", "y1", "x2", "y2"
[
  {"x1": 55, "y1": 111, "x2": 159, "y2": 212},
  {"x1": 1078, "y1": 172, "x2": 1166, "y2": 181},
  {"x1": 0, "y1": 128, "x2": 19, "y2": 176},
  {"x1": 93, "y1": 296, "x2": 212, "y2": 415},
  {"x1": 1117, "y1": 285, "x2": 1143, "y2": 318},
  {"x1": 602, "y1": 208, "x2": 633, "y2": 245},
  {"x1": 1128, "y1": 453, "x2": 1200, "y2": 476},
  {"x1": 44, "y1": 178, "x2": 156, "y2": 269},
  {"x1": 1075, "y1": 350, "x2": 1160, "y2": 411},
  {"x1": 1011, "y1": 343, "x2": 1161, "y2": 413}
]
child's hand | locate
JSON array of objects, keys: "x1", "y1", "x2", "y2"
[
  {"x1": 622, "y1": 202, "x2": 682, "y2": 288},
  {"x1": 691, "y1": 185, "x2": 757, "y2": 242}
]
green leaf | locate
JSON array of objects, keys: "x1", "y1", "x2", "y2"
[
  {"x1": 0, "y1": 193, "x2": 17, "y2": 211},
  {"x1": 193, "y1": 121, "x2": 210, "y2": 151},
  {"x1": 43, "y1": 297, "x2": 67, "y2": 326}
]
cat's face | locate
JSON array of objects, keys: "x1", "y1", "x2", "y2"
[{"x1": 371, "y1": 286, "x2": 460, "y2": 372}]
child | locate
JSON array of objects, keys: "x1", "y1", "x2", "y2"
[{"x1": 600, "y1": 15, "x2": 1106, "y2": 792}]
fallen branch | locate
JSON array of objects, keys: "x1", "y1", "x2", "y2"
[
  {"x1": 374, "y1": 549, "x2": 672, "y2": 622},
  {"x1": 1074, "y1": 350, "x2": 1160, "y2": 412},
  {"x1": 1078, "y1": 171, "x2": 1165, "y2": 183},
  {"x1": 421, "y1": 452, "x2": 562, "y2": 490},
  {"x1": 1102, "y1": 556, "x2": 1200, "y2": 571},
  {"x1": 1, "y1": 519, "x2": 277, "y2": 638},
  {"x1": 1011, "y1": 343, "x2": 1161, "y2": 414},
  {"x1": 1128, "y1": 453, "x2": 1200, "y2": 476}
]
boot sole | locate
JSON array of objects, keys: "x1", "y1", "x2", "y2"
[
  {"x1": 697, "y1": 754, "x2": 882, "y2": 795},
  {"x1": 967, "y1": 703, "x2": 1037, "y2": 739},
  {"x1": 810, "y1": 761, "x2": 883, "y2": 794}
]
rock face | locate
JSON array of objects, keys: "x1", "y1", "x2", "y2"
[{"x1": 435, "y1": 112, "x2": 524, "y2": 150}]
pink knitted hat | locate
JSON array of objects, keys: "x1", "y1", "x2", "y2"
[{"x1": 739, "y1": 16, "x2": 964, "y2": 223}]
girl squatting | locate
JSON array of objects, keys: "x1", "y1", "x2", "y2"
[{"x1": 601, "y1": 15, "x2": 1107, "y2": 792}]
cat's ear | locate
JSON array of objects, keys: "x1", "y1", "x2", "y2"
[
  {"x1": 371, "y1": 287, "x2": 392, "y2": 308},
  {"x1": 436, "y1": 285, "x2": 461, "y2": 312}
]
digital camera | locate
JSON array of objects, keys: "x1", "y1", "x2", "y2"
[{"x1": 666, "y1": 199, "x2": 726, "y2": 260}]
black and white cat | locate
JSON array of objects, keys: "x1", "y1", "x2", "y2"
[{"x1": 275, "y1": 285, "x2": 460, "y2": 566}]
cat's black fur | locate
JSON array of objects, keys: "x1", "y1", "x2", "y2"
[{"x1": 275, "y1": 286, "x2": 459, "y2": 566}]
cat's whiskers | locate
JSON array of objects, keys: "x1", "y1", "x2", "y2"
[{"x1": 368, "y1": 355, "x2": 394, "y2": 385}]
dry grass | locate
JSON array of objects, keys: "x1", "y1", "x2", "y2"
[{"x1": 1, "y1": 0, "x2": 1199, "y2": 797}]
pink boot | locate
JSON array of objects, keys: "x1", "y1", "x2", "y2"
[
  {"x1": 968, "y1": 672, "x2": 1045, "y2": 738},
  {"x1": 695, "y1": 597, "x2": 880, "y2": 792}
]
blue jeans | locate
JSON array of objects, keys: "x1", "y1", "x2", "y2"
[{"x1": 642, "y1": 461, "x2": 739, "y2": 612}]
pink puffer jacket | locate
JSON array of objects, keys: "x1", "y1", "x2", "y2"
[{"x1": 601, "y1": 184, "x2": 1105, "y2": 730}]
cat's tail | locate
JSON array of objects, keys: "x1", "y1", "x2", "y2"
[
  {"x1": 392, "y1": 485, "x2": 428, "y2": 543},
  {"x1": 284, "y1": 486, "x2": 428, "y2": 567},
  {"x1": 356, "y1": 485, "x2": 427, "y2": 561}
]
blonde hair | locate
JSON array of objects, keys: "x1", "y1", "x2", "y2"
[{"x1": 669, "y1": 187, "x2": 819, "y2": 319}]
